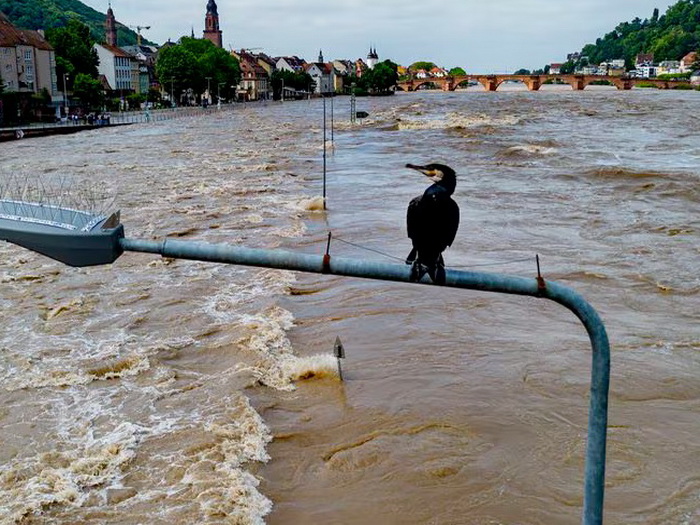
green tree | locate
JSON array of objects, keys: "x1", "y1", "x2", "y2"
[
  {"x1": 155, "y1": 37, "x2": 241, "y2": 104},
  {"x1": 72, "y1": 73, "x2": 104, "y2": 110},
  {"x1": 409, "y1": 61, "x2": 437, "y2": 72},
  {"x1": 270, "y1": 69, "x2": 314, "y2": 100},
  {"x1": 156, "y1": 44, "x2": 200, "y2": 102},
  {"x1": 650, "y1": 26, "x2": 695, "y2": 61},
  {"x1": 362, "y1": 60, "x2": 398, "y2": 93},
  {"x1": 448, "y1": 67, "x2": 466, "y2": 76},
  {"x1": 45, "y1": 20, "x2": 99, "y2": 88},
  {"x1": 559, "y1": 61, "x2": 576, "y2": 74},
  {"x1": 573, "y1": 0, "x2": 700, "y2": 68},
  {"x1": 514, "y1": 68, "x2": 531, "y2": 75}
]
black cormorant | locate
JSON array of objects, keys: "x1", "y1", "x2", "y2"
[{"x1": 405, "y1": 163, "x2": 460, "y2": 284}]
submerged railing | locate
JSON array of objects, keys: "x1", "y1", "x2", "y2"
[{"x1": 0, "y1": 213, "x2": 610, "y2": 524}]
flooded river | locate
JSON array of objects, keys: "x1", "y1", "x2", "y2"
[{"x1": 1, "y1": 87, "x2": 699, "y2": 524}]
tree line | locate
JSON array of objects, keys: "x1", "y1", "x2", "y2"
[{"x1": 580, "y1": 1, "x2": 700, "y2": 68}]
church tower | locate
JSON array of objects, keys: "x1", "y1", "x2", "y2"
[
  {"x1": 367, "y1": 46, "x2": 379, "y2": 69},
  {"x1": 105, "y1": 1, "x2": 117, "y2": 46},
  {"x1": 203, "y1": 0, "x2": 223, "y2": 48}
]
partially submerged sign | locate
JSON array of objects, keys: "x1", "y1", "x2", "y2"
[{"x1": 334, "y1": 336, "x2": 345, "y2": 381}]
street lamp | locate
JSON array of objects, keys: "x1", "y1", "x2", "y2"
[
  {"x1": 218, "y1": 82, "x2": 225, "y2": 109},
  {"x1": 62, "y1": 73, "x2": 69, "y2": 119}
]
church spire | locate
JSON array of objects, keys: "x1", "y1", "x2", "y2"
[
  {"x1": 318, "y1": 49, "x2": 324, "y2": 63},
  {"x1": 203, "y1": 0, "x2": 223, "y2": 47},
  {"x1": 105, "y1": 1, "x2": 117, "y2": 46}
]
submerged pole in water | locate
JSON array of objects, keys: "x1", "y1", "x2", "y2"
[{"x1": 323, "y1": 94, "x2": 327, "y2": 210}]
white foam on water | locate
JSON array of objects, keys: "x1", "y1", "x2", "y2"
[
  {"x1": 374, "y1": 110, "x2": 522, "y2": 130},
  {"x1": 499, "y1": 144, "x2": 558, "y2": 156},
  {"x1": 294, "y1": 196, "x2": 326, "y2": 212},
  {"x1": 0, "y1": 421, "x2": 143, "y2": 523},
  {"x1": 232, "y1": 306, "x2": 340, "y2": 390}
]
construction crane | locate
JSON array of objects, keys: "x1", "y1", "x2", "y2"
[{"x1": 129, "y1": 25, "x2": 151, "y2": 46}]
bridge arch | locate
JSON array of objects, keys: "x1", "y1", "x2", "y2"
[{"x1": 412, "y1": 79, "x2": 446, "y2": 91}]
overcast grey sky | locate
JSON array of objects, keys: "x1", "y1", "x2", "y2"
[{"x1": 87, "y1": 0, "x2": 677, "y2": 71}]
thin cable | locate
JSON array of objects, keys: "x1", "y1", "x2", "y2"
[
  {"x1": 333, "y1": 235, "x2": 406, "y2": 262},
  {"x1": 332, "y1": 234, "x2": 534, "y2": 269}
]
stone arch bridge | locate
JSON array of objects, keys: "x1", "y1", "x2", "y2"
[{"x1": 397, "y1": 74, "x2": 690, "y2": 92}]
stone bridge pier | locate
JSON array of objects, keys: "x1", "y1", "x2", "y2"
[
  {"x1": 523, "y1": 76, "x2": 541, "y2": 91},
  {"x1": 477, "y1": 76, "x2": 499, "y2": 91}
]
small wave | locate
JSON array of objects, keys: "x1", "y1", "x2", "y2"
[
  {"x1": 2, "y1": 354, "x2": 151, "y2": 391},
  {"x1": 232, "y1": 307, "x2": 339, "y2": 389},
  {"x1": 295, "y1": 196, "x2": 326, "y2": 212},
  {"x1": 41, "y1": 296, "x2": 94, "y2": 321},
  {"x1": 396, "y1": 112, "x2": 520, "y2": 131},
  {"x1": 283, "y1": 354, "x2": 340, "y2": 382},
  {"x1": 497, "y1": 144, "x2": 558, "y2": 157},
  {"x1": 584, "y1": 167, "x2": 671, "y2": 179},
  {"x1": 555, "y1": 270, "x2": 609, "y2": 281},
  {"x1": 0, "y1": 422, "x2": 142, "y2": 522}
]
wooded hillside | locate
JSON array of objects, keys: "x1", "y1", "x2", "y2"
[
  {"x1": 0, "y1": 0, "x2": 154, "y2": 46},
  {"x1": 580, "y1": 0, "x2": 700, "y2": 66}
]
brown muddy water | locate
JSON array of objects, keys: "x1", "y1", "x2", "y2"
[{"x1": 1, "y1": 87, "x2": 699, "y2": 524}]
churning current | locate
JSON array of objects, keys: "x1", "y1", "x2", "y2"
[{"x1": 0, "y1": 86, "x2": 698, "y2": 524}]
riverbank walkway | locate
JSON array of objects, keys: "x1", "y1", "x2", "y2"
[{"x1": 0, "y1": 104, "x2": 237, "y2": 142}]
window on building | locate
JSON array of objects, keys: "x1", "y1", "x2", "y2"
[{"x1": 25, "y1": 50, "x2": 32, "y2": 61}]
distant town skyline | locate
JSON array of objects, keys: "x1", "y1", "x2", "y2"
[{"x1": 83, "y1": 0, "x2": 678, "y2": 72}]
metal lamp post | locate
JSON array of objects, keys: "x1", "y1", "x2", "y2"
[
  {"x1": 218, "y1": 82, "x2": 225, "y2": 109},
  {"x1": 62, "y1": 73, "x2": 69, "y2": 120}
]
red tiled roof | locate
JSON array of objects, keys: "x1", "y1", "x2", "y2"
[
  {"x1": 305, "y1": 62, "x2": 331, "y2": 74},
  {"x1": 0, "y1": 12, "x2": 53, "y2": 50},
  {"x1": 97, "y1": 42, "x2": 133, "y2": 58},
  {"x1": 681, "y1": 51, "x2": 697, "y2": 65}
]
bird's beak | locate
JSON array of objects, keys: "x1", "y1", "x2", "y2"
[{"x1": 406, "y1": 164, "x2": 443, "y2": 182}]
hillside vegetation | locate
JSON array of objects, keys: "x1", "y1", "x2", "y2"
[
  {"x1": 0, "y1": 0, "x2": 153, "y2": 46},
  {"x1": 580, "y1": 0, "x2": 700, "y2": 66}
]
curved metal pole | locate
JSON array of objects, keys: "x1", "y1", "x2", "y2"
[{"x1": 120, "y1": 237, "x2": 609, "y2": 524}]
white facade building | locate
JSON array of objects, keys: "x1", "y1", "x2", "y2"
[
  {"x1": 94, "y1": 43, "x2": 135, "y2": 92},
  {"x1": 305, "y1": 63, "x2": 333, "y2": 94}
]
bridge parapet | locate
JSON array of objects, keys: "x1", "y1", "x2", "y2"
[{"x1": 395, "y1": 74, "x2": 691, "y2": 92}]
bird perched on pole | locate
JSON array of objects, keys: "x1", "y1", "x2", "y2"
[{"x1": 405, "y1": 163, "x2": 460, "y2": 285}]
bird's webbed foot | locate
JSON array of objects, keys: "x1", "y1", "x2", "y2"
[
  {"x1": 427, "y1": 257, "x2": 446, "y2": 285},
  {"x1": 409, "y1": 260, "x2": 427, "y2": 282}
]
